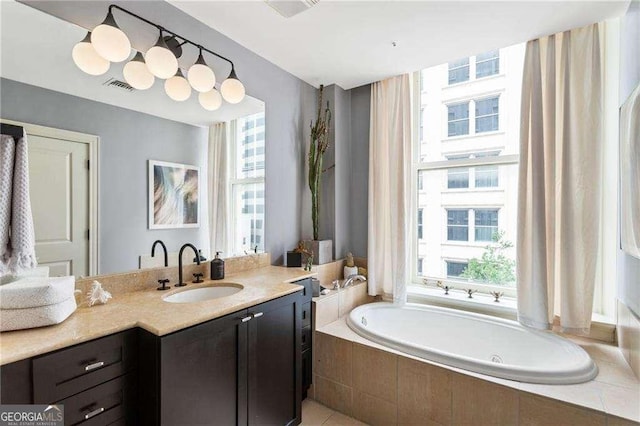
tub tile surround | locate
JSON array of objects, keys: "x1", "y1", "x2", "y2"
[
  {"x1": 0, "y1": 255, "x2": 316, "y2": 365},
  {"x1": 618, "y1": 299, "x2": 640, "y2": 380},
  {"x1": 312, "y1": 316, "x2": 640, "y2": 425}
]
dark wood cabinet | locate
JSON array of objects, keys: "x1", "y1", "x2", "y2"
[
  {"x1": 292, "y1": 278, "x2": 313, "y2": 399},
  {"x1": 0, "y1": 330, "x2": 138, "y2": 425},
  {"x1": 139, "y1": 290, "x2": 303, "y2": 426},
  {"x1": 1, "y1": 287, "x2": 307, "y2": 426}
]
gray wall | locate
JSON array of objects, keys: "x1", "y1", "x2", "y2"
[
  {"x1": 617, "y1": 1, "x2": 640, "y2": 317},
  {"x1": 15, "y1": 0, "x2": 317, "y2": 268},
  {"x1": 333, "y1": 85, "x2": 352, "y2": 259},
  {"x1": 1, "y1": 77, "x2": 208, "y2": 274},
  {"x1": 349, "y1": 84, "x2": 371, "y2": 258}
]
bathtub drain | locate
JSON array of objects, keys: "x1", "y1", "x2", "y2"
[
  {"x1": 361, "y1": 316, "x2": 367, "y2": 326},
  {"x1": 490, "y1": 354, "x2": 503, "y2": 364}
]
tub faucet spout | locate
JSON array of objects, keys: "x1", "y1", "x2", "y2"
[{"x1": 343, "y1": 274, "x2": 366, "y2": 288}]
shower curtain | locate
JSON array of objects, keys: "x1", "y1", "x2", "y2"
[
  {"x1": 0, "y1": 133, "x2": 37, "y2": 274},
  {"x1": 367, "y1": 74, "x2": 412, "y2": 303},
  {"x1": 517, "y1": 24, "x2": 603, "y2": 334}
]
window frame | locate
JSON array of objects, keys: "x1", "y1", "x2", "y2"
[
  {"x1": 229, "y1": 114, "x2": 266, "y2": 256},
  {"x1": 411, "y1": 71, "x2": 519, "y2": 298}
]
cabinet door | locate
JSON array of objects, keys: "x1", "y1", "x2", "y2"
[
  {"x1": 247, "y1": 292, "x2": 301, "y2": 426},
  {"x1": 160, "y1": 310, "x2": 249, "y2": 426}
]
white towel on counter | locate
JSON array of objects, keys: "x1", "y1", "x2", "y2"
[
  {"x1": 0, "y1": 135, "x2": 16, "y2": 274},
  {"x1": 0, "y1": 296, "x2": 77, "y2": 332},
  {"x1": 9, "y1": 136, "x2": 37, "y2": 272},
  {"x1": 0, "y1": 276, "x2": 75, "y2": 309},
  {"x1": 0, "y1": 265, "x2": 49, "y2": 285}
]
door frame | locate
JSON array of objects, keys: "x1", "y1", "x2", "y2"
[{"x1": 1, "y1": 118, "x2": 100, "y2": 276}]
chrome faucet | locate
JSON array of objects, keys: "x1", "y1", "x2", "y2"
[
  {"x1": 151, "y1": 240, "x2": 168, "y2": 267},
  {"x1": 177, "y1": 243, "x2": 201, "y2": 287},
  {"x1": 343, "y1": 274, "x2": 366, "y2": 288}
]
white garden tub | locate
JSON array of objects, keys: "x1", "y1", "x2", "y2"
[{"x1": 347, "y1": 302, "x2": 598, "y2": 384}]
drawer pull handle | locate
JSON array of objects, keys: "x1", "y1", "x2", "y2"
[
  {"x1": 84, "y1": 407, "x2": 104, "y2": 420},
  {"x1": 84, "y1": 361, "x2": 105, "y2": 371},
  {"x1": 240, "y1": 315, "x2": 252, "y2": 323},
  {"x1": 252, "y1": 312, "x2": 264, "y2": 319},
  {"x1": 303, "y1": 311, "x2": 307, "y2": 319}
]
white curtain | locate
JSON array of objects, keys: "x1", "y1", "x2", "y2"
[
  {"x1": 517, "y1": 24, "x2": 603, "y2": 334},
  {"x1": 367, "y1": 74, "x2": 412, "y2": 303},
  {"x1": 208, "y1": 123, "x2": 229, "y2": 258}
]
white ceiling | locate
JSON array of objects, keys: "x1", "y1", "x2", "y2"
[
  {"x1": 171, "y1": 0, "x2": 630, "y2": 90},
  {"x1": 0, "y1": 1, "x2": 264, "y2": 127}
]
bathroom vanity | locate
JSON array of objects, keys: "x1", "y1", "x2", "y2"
[{"x1": 0, "y1": 269, "x2": 313, "y2": 426}]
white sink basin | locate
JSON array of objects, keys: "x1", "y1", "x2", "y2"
[{"x1": 163, "y1": 284, "x2": 243, "y2": 303}]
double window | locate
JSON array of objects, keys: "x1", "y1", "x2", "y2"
[
  {"x1": 446, "y1": 208, "x2": 499, "y2": 242},
  {"x1": 446, "y1": 153, "x2": 500, "y2": 189},
  {"x1": 448, "y1": 50, "x2": 500, "y2": 85},
  {"x1": 447, "y1": 96, "x2": 500, "y2": 137}
]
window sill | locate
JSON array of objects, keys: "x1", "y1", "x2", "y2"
[
  {"x1": 442, "y1": 73, "x2": 506, "y2": 90},
  {"x1": 442, "y1": 131, "x2": 505, "y2": 142},
  {"x1": 407, "y1": 285, "x2": 616, "y2": 342},
  {"x1": 408, "y1": 284, "x2": 517, "y2": 319}
]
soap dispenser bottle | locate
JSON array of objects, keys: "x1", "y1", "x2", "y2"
[{"x1": 211, "y1": 251, "x2": 225, "y2": 280}]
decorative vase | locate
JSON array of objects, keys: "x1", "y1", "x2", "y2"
[{"x1": 304, "y1": 240, "x2": 333, "y2": 265}]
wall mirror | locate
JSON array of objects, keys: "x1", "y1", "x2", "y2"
[
  {"x1": 620, "y1": 82, "x2": 640, "y2": 259},
  {"x1": 0, "y1": 1, "x2": 266, "y2": 277}
]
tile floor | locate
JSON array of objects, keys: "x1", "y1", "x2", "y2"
[{"x1": 302, "y1": 398, "x2": 368, "y2": 425}]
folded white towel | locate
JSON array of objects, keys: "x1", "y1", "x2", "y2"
[
  {"x1": 0, "y1": 135, "x2": 15, "y2": 274},
  {"x1": 0, "y1": 265, "x2": 49, "y2": 285},
  {"x1": 0, "y1": 276, "x2": 75, "y2": 309},
  {"x1": 0, "y1": 296, "x2": 77, "y2": 332}
]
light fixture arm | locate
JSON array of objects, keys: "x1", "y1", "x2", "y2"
[{"x1": 108, "y1": 4, "x2": 236, "y2": 71}]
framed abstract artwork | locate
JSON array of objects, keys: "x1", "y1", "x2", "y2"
[{"x1": 148, "y1": 160, "x2": 200, "y2": 229}]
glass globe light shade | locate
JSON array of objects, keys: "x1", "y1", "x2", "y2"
[
  {"x1": 91, "y1": 11, "x2": 131, "y2": 62},
  {"x1": 164, "y1": 70, "x2": 192, "y2": 101},
  {"x1": 72, "y1": 32, "x2": 110, "y2": 76},
  {"x1": 123, "y1": 52, "x2": 155, "y2": 90},
  {"x1": 220, "y1": 69, "x2": 245, "y2": 104},
  {"x1": 198, "y1": 89, "x2": 222, "y2": 111},
  {"x1": 145, "y1": 35, "x2": 178, "y2": 79},
  {"x1": 188, "y1": 52, "x2": 216, "y2": 93}
]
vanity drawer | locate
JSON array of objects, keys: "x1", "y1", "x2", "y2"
[
  {"x1": 302, "y1": 302, "x2": 311, "y2": 329},
  {"x1": 57, "y1": 374, "x2": 135, "y2": 426},
  {"x1": 33, "y1": 330, "x2": 137, "y2": 403},
  {"x1": 301, "y1": 326, "x2": 312, "y2": 351}
]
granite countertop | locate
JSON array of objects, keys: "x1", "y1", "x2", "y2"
[{"x1": 0, "y1": 266, "x2": 315, "y2": 365}]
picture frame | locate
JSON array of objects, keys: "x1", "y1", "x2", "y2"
[
  {"x1": 148, "y1": 160, "x2": 200, "y2": 229},
  {"x1": 620, "y1": 82, "x2": 640, "y2": 259}
]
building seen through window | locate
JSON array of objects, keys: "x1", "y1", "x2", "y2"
[{"x1": 415, "y1": 43, "x2": 524, "y2": 294}]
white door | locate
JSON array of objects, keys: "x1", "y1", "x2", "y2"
[{"x1": 28, "y1": 135, "x2": 90, "y2": 277}]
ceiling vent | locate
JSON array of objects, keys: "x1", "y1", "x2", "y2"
[
  {"x1": 102, "y1": 77, "x2": 135, "y2": 92},
  {"x1": 264, "y1": 0, "x2": 318, "y2": 18}
]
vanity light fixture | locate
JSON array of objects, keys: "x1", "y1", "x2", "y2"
[
  {"x1": 75, "y1": 5, "x2": 246, "y2": 107},
  {"x1": 165, "y1": 69, "x2": 192, "y2": 101},
  {"x1": 123, "y1": 52, "x2": 155, "y2": 90},
  {"x1": 90, "y1": 9, "x2": 131, "y2": 62},
  {"x1": 145, "y1": 31, "x2": 179, "y2": 79},
  {"x1": 188, "y1": 49, "x2": 216, "y2": 93},
  {"x1": 220, "y1": 66, "x2": 246, "y2": 104},
  {"x1": 72, "y1": 32, "x2": 110, "y2": 76},
  {"x1": 199, "y1": 88, "x2": 223, "y2": 111}
]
